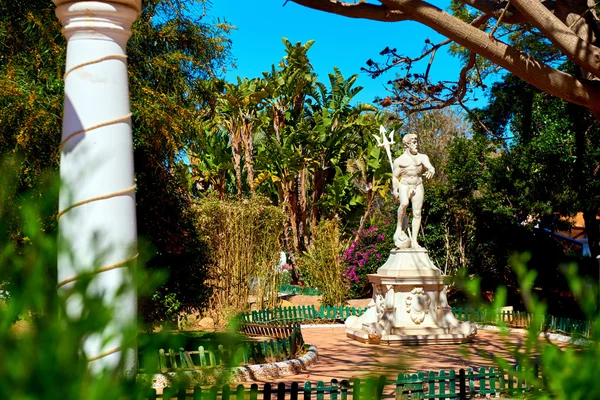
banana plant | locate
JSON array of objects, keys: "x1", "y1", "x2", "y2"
[
  {"x1": 346, "y1": 135, "x2": 391, "y2": 236},
  {"x1": 305, "y1": 67, "x2": 377, "y2": 232},
  {"x1": 257, "y1": 39, "x2": 317, "y2": 254},
  {"x1": 189, "y1": 126, "x2": 233, "y2": 200}
]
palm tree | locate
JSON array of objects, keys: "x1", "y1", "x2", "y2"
[{"x1": 217, "y1": 77, "x2": 266, "y2": 198}]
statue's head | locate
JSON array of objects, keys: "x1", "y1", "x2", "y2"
[{"x1": 402, "y1": 134, "x2": 418, "y2": 149}]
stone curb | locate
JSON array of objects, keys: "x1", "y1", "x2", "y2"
[
  {"x1": 304, "y1": 323, "x2": 587, "y2": 345},
  {"x1": 301, "y1": 323, "x2": 345, "y2": 329},
  {"x1": 145, "y1": 344, "x2": 319, "y2": 389},
  {"x1": 231, "y1": 344, "x2": 318, "y2": 382}
]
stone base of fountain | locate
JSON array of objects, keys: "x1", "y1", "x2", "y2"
[{"x1": 345, "y1": 249, "x2": 477, "y2": 345}]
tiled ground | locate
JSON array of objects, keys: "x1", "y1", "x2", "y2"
[{"x1": 236, "y1": 325, "x2": 565, "y2": 385}]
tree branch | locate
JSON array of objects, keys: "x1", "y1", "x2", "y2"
[
  {"x1": 291, "y1": 0, "x2": 600, "y2": 114},
  {"x1": 364, "y1": 14, "x2": 490, "y2": 112},
  {"x1": 457, "y1": 0, "x2": 557, "y2": 24},
  {"x1": 457, "y1": 0, "x2": 526, "y2": 24},
  {"x1": 288, "y1": 0, "x2": 406, "y2": 21},
  {"x1": 511, "y1": 0, "x2": 600, "y2": 78},
  {"x1": 378, "y1": 0, "x2": 600, "y2": 113}
]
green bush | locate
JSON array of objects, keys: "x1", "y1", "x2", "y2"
[
  {"x1": 297, "y1": 219, "x2": 348, "y2": 306},
  {"x1": 0, "y1": 161, "x2": 156, "y2": 399}
]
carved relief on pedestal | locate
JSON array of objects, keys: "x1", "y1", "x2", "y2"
[
  {"x1": 405, "y1": 287, "x2": 431, "y2": 325},
  {"x1": 366, "y1": 285, "x2": 396, "y2": 340}
]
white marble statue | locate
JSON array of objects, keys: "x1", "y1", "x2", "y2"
[
  {"x1": 345, "y1": 126, "x2": 475, "y2": 345},
  {"x1": 391, "y1": 134, "x2": 435, "y2": 249}
]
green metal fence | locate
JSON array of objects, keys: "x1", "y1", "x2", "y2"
[
  {"x1": 238, "y1": 305, "x2": 367, "y2": 325},
  {"x1": 147, "y1": 365, "x2": 540, "y2": 399},
  {"x1": 237, "y1": 305, "x2": 591, "y2": 338},
  {"x1": 152, "y1": 324, "x2": 305, "y2": 372},
  {"x1": 452, "y1": 307, "x2": 592, "y2": 338}
]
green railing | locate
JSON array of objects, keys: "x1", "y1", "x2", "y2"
[
  {"x1": 152, "y1": 324, "x2": 305, "y2": 372},
  {"x1": 147, "y1": 365, "x2": 539, "y2": 399},
  {"x1": 238, "y1": 305, "x2": 591, "y2": 338},
  {"x1": 279, "y1": 284, "x2": 322, "y2": 296},
  {"x1": 453, "y1": 307, "x2": 592, "y2": 338},
  {"x1": 238, "y1": 305, "x2": 367, "y2": 324}
]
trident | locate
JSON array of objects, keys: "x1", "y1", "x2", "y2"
[
  {"x1": 374, "y1": 125, "x2": 411, "y2": 241},
  {"x1": 373, "y1": 125, "x2": 395, "y2": 173}
]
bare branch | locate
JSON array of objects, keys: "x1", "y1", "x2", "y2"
[
  {"x1": 423, "y1": 45, "x2": 440, "y2": 84},
  {"x1": 567, "y1": 1, "x2": 600, "y2": 31},
  {"x1": 291, "y1": 0, "x2": 600, "y2": 114},
  {"x1": 457, "y1": 100, "x2": 496, "y2": 138},
  {"x1": 365, "y1": 11, "x2": 483, "y2": 98},
  {"x1": 372, "y1": 47, "x2": 478, "y2": 114},
  {"x1": 456, "y1": 52, "x2": 477, "y2": 101},
  {"x1": 488, "y1": 0, "x2": 512, "y2": 39}
]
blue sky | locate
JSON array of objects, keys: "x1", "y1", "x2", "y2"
[{"x1": 207, "y1": 0, "x2": 483, "y2": 107}]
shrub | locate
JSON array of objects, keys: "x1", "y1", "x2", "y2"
[
  {"x1": 342, "y1": 221, "x2": 394, "y2": 299},
  {"x1": 297, "y1": 219, "x2": 348, "y2": 306},
  {"x1": 0, "y1": 161, "x2": 159, "y2": 398},
  {"x1": 455, "y1": 253, "x2": 600, "y2": 399},
  {"x1": 196, "y1": 195, "x2": 286, "y2": 323}
]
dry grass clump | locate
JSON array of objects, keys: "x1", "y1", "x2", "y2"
[
  {"x1": 196, "y1": 196, "x2": 286, "y2": 325},
  {"x1": 297, "y1": 219, "x2": 348, "y2": 306}
]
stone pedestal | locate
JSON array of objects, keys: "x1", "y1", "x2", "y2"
[{"x1": 345, "y1": 249, "x2": 476, "y2": 344}]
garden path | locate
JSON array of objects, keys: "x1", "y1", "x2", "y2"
[{"x1": 236, "y1": 325, "x2": 568, "y2": 385}]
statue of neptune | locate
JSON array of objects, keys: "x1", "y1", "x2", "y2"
[{"x1": 392, "y1": 133, "x2": 435, "y2": 249}]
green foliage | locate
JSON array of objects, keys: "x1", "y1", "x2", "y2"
[
  {"x1": 127, "y1": 0, "x2": 233, "y2": 323},
  {"x1": 248, "y1": 39, "x2": 381, "y2": 256},
  {"x1": 189, "y1": 126, "x2": 233, "y2": 199},
  {"x1": 0, "y1": 159, "x2": 154, "y2": 399},
  {"x1": 0, "y1": 1, "x2": 64, "y2": 191},
  {"x1": 424, "y1": 131, "x2": 587, "y2": 297},
  {"x1": 0, "y1": 0, "x2": 234, "y2": 324},
  {"x1": 456, "y1": 254, "x2": 600, "y2": 399},
  {"x1": 439, "y1": 69, "x2": 600, "y2": 297},
  {"x1": 297, "y1": 219, "x2": 348, "y2": 306},
  {"x1": 195, "y1": 195, "x2": 286, "y2": 321}
]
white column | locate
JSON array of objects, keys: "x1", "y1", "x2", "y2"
[{"x1": 53, "y1": 0, "x2": 141, "y2": 375}]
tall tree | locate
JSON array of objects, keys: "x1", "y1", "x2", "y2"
[
  {"x1": 306, "y1": 67, "x2": 378, "y2": 233},
  {"x1": 258, "y1": 39, "x2": 318, "y2": 255},
  {"x1": 471, "y1": 70, "x2": 600, "y2": 258},
  {"x1": 256, "y1": 40, "x2": 378, "y2": 257},
  {"x1": 128, "y1": 0, "x2": 233, "y2": 322},
  {"x1": 0, "y1": 1, "x2": 64, "y2": 194},
  {"x1": 0, "y1": 0, "x2": 233, "y2": 322}
]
